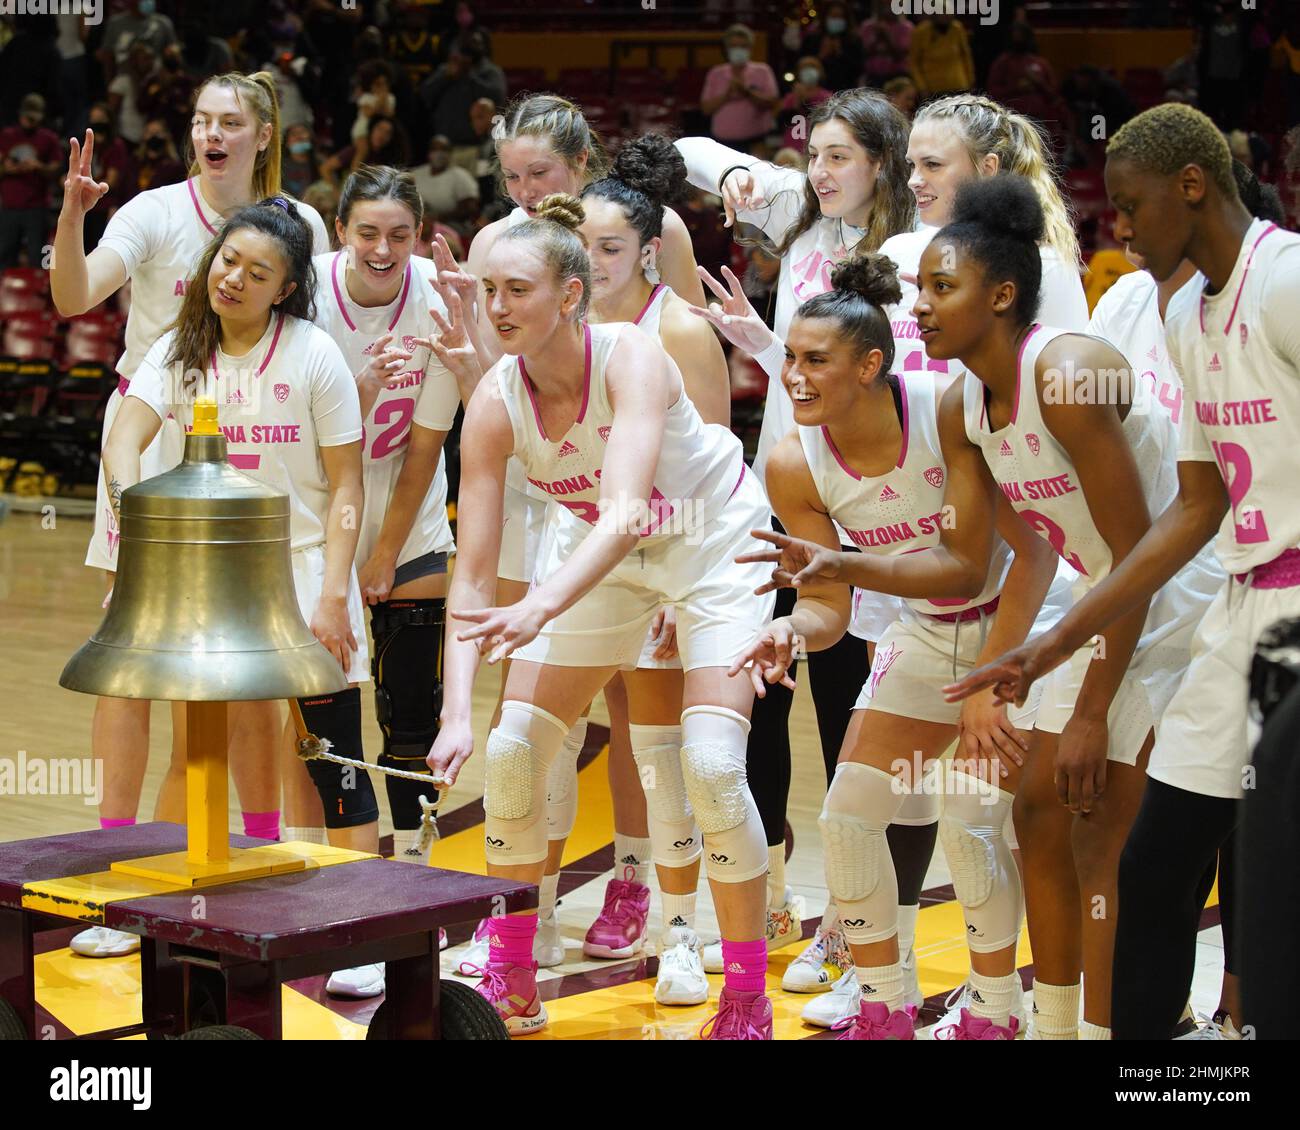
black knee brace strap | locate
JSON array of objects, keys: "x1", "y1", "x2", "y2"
[
  {"x1": 298, "y1": 686, "x2": 378, "y2": 829},
  {"x1": 371, "y1": 598, "x2": 444, "y2": 829}
]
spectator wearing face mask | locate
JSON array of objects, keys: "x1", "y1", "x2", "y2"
[
  {"x1": 134, "y1": 118, "x2": 186, "y2": 192},
  {"x1": 281, "y1": 123, "x2": 320, "y2": 199},
  {"x1": 420, "y1": 31, "x2": 508, "y2": 175},
  {"x1": 778, "y1": 57, "x2": 831, "y2": 152},
  {"x1": 701, "y1": 24, "x2": 780, "y2": 152},
  {"x1": 411, "y1": 134, "x2": 480, "y2": 231},
  {"x1": 82, "y1": 102, "x2": 137, "y2": 252},
  {"x1": 0, "y1": 93, "x2": 63, "y2": 270},
  {"x1": 98, "y1": 0, "x2": 177, "y2": 83},
  {"x1": 800, "y1": 2, "x2": 865, "y2": 92},
  {"x1": 139, "y1": 44, "x2": 197, "y2": 146}
]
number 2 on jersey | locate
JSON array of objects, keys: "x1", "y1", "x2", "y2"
[
  {"x1": 1211, "y1": 440, "x2": 1269, "y2": 544},
  {"x1": 370, "y1": 396, "x2": 415, "y2": 460},
  {"x1": 1019, "y1": 508, "x2": 1089, "y2": 575}
]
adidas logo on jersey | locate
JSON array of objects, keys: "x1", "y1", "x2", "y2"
[
  {"x1": 1240, "y1": 324, "x2": 1249, "y2": 346},
  {"x1": 999, "y1": 439, "x2": 1013, "y2": 456},
  {"x1": 923, "y1": 466, "x2": 944, "y2": 488},
  {"x1": 1147, "y1": 344, "x2": 1160, "y2": 362},
  {"x1": 879, "y1": 484, "x2": 901, "y2": 501},
  {"x1": 1208, "y1": 353, "x2": 1223, "y2": 373},
  {"x1": 558, "y1": 439, "x2": 580, "y2": 458},
  {"x1": 598, "y1": 425, "x2": 611, "y2": 442},
  {"x1": 1026, "y1": 433, "x2": 1041, "y2": 456}
]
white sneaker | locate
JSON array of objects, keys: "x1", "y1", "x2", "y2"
[
  {"x1": 801, "y1": 967, "x2": 860, "y2": 1027},
  {"x1": 931, "y1": 979, "x2": 1027, "y2": 1039},
  {"x1": 69, "y1": 926, "x2": 140, "y2": 958},
  {"x1": 782, "y1": 924, "x2": 852, "y2": 993},
  {"x1": 1177, "y1": 1012, "x2": 1243, "y2": 1040},
  {"x1": 535, "y1": 913, "x2": 564, "y2": 968},
  {"x1": 901, "y1": 946, "x2": 924, "y2": 1008},
  {"x1": 326, "y1": 962, "x2": 385, "y2": 998},
  {"x1": 655, "y1": 928, "x2": 708, "y2": 1006},
  {"x1": 702, "y1": 887, "x2": 803, "y2": 973}
]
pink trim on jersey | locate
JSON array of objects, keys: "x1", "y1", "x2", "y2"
[
  {"x1": 1200, "y1": 223, "x2": 1279, "y2": 339},
  {"x1": 330, "y1": 254, "x2": 413, "y2": 335},
  {"x1": 896, "y1": 373, "x2": 910, "y2": 469},
  {"x1": 928, "y1": 593, "x2": 1001, "y2": 623},
  {"x1": 727, "y1": 462, "x2": 747, "y2": 500},
  {"x1": 208, "y1": 312, "x2": 286, "y2": 379},
  {"x1": 633, "y1": 283, "x2": 666, "y2": 326},
  {"x1": 821, "y1": 426, "x2": 860, "y2": 480},
  {"x1": 1011, "y1": 323, "x2": 1042, "y2": 426},
  {"x1": 187, "y1": 178, "x2": 218, "y2": 236},
  {"x1": 518, "y1": 325, "x2": 593, "y2": 441}
]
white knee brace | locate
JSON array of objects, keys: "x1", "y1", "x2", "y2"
[
  {"x1": 545, "y1": 717, "x2": 588, "y2": 842},
  {"x1": 680, "y1": 705, "x2": 767, "y2": 883},
  {"x1": 938, "y1": 764, "x2": 1022, "y2": 953},
  {"x1": 819, "y1": 761, "x2": 906, "y2": 946},
  {"x1": 483, "y1": 700, "x2": 570, "y2": 866},
  {"x1": 629, "y1": 723, "x2": 701, "y2": 869}
]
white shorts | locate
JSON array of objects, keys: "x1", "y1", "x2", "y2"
[
  {"x1": 498, "y1": 479, "x2": 550, "y2": 585},
  {"x1": 355, "y1": 452, "x2": 455, "y2": 569},
  {"x1": 291, "y1": 544, "x2": 371, "y2": 684},
  {"x1": 621, "y1": 614, "x2": 684, "y2": 673},
  {"x1": 514, "y1": 467, "x2": 775, "y2": 671},
  {"x1": 854, "y1": 603, "x2": 1042, "y2": 729},
  {"x1": 1148, "y1": 578, "x2": 1300, "y2": 799},
  {"x1": 849, "y1": 586, "x2": 905, "y2": 643},
  {"x1": 85, "y1": 384, "x2": 183, "y2": 572}
]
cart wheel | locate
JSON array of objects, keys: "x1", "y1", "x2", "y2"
[
  {"x1": 0, "y1": 1000, "x2": 29, "y2": 1040},
  {"x1": 179, "y1": 1025, "x2": 262, "y2": 1040},
  {"x1": 365, "y1": 981, "x2": 509, "y2": 1040}
]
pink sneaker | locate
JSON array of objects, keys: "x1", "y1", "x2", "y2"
[
  {"x1": 833, "y1": 1000, "x2": 917, "y2": 1040},
  {"x1": 935, "y1": 1008, "x2": 1019, "y2": 1040},
  {"x1": 473, "y1": 961, "x2": 548, "y2": 1035},
  {"x1": 582, "y1": 875, "x2": 650, "y2": 959},
  {"x1": 699, "y1": 987, "x2": 774, "y2": 1040}
]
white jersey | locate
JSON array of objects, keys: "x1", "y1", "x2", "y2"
[
  {"x1": 1166, "y1": 219, "x2": 1300, "y2": 574},
  {"x1": 802, "y1": 375, "x2": 1009, "y2": 620},
  {"x1": 495, "y1": 322, "x2": 744, "y2": 541},
  {"x1": 677, "y1": 137, "x2": 867, "y2": 479},
  {"x1": 633, "y1": 282, "x2": 669, "y2": 338},
  {"x1": 1088, "y1": 268, "x2": 1201, "y2": 427},
  {"x1": 99, "y1": 178, "x2": 329, "y2": 380},
  {"x1": 879, "y1": 226, "x2": 1089, "y2": 391},
  {"x1": 126, "y1": 315, "x2": 363, "y2": 552}
]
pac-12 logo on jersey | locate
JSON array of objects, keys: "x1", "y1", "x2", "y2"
[
  {"x1": 274, "y1": 383, "x2": 290, "y2": 403},
  {"x1": 923, "y1": 466, "x2": 944, "y2": 488},
  {"x1": 598, "y1": 426, "x2": 611, "y2": 442},
  {"x1": 402, "y1": 335, "x2": 419, "y2": 352},
  {"x1": 1026, "y1": 433, "x2": 1041, "y2": 456}
]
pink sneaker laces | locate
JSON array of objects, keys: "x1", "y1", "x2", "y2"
[{"x1": 699, "y1": 991, "x2": 767, "y2": 1040}]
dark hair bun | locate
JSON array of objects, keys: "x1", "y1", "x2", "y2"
[
  {"x1": 952, "y1": 175, "x2": 1045, "y2": 245},
  {"x1": 610, "y1": 134, "x2": 687, "y2": 207},
  {"x1": 535, "y1": 192, "x2": 586, "y2": 231},
  {"x1": 830, "y1": 253, "x2": 902, "y2": 308}
]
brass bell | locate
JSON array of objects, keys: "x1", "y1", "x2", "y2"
[{"x1": 61, "y1": 400, "x2": 346, "y2": 702}]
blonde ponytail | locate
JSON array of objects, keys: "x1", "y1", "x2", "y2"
[
  {"x1": 189, "y1": 71, "x2": 284, "y2": 200},
  {"x1": 914, "y1": 93, "x2": 1080, "y2": 269}
]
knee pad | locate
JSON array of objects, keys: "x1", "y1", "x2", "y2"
[
  {"x1": 546, "y1": 718, "x2": 588, "y2": 842},
  {"x1": 629, "y1": 723, "x2": 701, "y2": 869},
  {"x1": 818, "y1": 761, "x2": 904, "y2": 945},
  {"x1": 483, "y1": 700, "x2": 569, "y2": 866},
  {"x1": 894, "y1": 757, "x2": 941, "y2": 825},
  {"x1": 939, "y1": 764, "x2": 1021, "y2": 953},
  {"x1": 298, "y1": 687, "x2": 378, "y2": 829},
  {"x1": 371, "y1": 599, "x2": 444, "y2": 831},
  {"x1": 680, "y1": 705, "x2": 766, "y2": 883}
]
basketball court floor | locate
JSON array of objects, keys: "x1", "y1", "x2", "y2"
[{"x1": 0, "y1": 510, "x2": 1229, "y2": 1039}]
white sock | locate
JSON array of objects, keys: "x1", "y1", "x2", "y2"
[
  {"x1": 968, "y1": 971, "x2": 1020, "y2": 1026},
  {"x1": 661, "y1": 890, "x2": 697, "y2": 935},
  {"x1": 767, "y1": 844, "x2": 786, "y2": 908},
  {"x1": 856, "y1": 962, "x2": 905, "y2": 1013},
  {"x1": 1031, "y1": 979, "x2": 1080, "y2": 1039},
  {"x1": 820, "y1": 902, "x2": 840, "y2": 934},
  {"x1": 896, "y1": 903, "x2": 919, "y2": 962},
  {"x1": 284, "y1": 825, "x2": 326, "y2": 845},
  {"x1": 390, "y1": 828, "x2": 425, "y2": 863},
  {"x1": 1080, "y1": 1020, "x2": 1111, "y2": 1040},
  {"x1": 614, "y1": 834, "x2": 652, "y2": 886},
  {"x1": 539, "y1": 872, "x2": 560, "y2": 920}
]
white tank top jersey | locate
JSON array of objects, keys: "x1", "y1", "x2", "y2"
[
  {"x1": 312, "y1": 252, "x2": 460, "y2": 462},
  {"x1": 494, "y1": 322, "x2": 745, "y2": 541},
  {"x1": 500, "y1": 205, "x2": 549, "y2": 499},
  {"x1": 125, "y1": 315, "x2": 363, "y2": 552},
  {"x1": 1087, "y1": 268, "x2": 1201, "y2": 427},
  {"x1": 98, "y1": 178, "x2": 330, "y2": 380},
  {"x1": 879, "y1": 226, "x2": 1090, "y2": 393},
  {"x1": 1165, "y1": 218, "x2": 1300, "y2": 575},
  {"x1": 632, "y1": 282, "x2": 669, "y2": 337},
  {"x1": 962, "y1": 323, "x2": 1180, "y2": 584},
  {"x1": 676, "y1": 136, "x2": 866, "y2": 480},
  {"x1": 801, "y1": 375, "x2": 1010, "y2": 619}
]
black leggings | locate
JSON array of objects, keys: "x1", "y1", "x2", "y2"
[{"x1": 1111, "y1": 777, "x2": 1239, "y2": 1039}]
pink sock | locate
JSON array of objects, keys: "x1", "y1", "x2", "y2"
[
  {"x1": 721, "y1": 938, "x2": 768, "y2": 993},
  {"x1": 100, "y1": 817, "x2": 135, "y2": 830},
  {"x1": 242, "y1": 810, "x2": 280, "y2": 841},
  {"x1": 490, "y1": 914, "x2": 538, "y2": 967}
]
